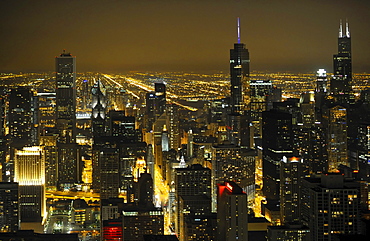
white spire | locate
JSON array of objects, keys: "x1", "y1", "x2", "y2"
[
  {"x1": 237, "y1": 17, "x2": 241, "y2": 44},
  {"x1": 346, "y1": 19, "x2": 350, "y2": 38},
  {"x1": 339, "y1": 19, "x2": 343, "y2": 38}
]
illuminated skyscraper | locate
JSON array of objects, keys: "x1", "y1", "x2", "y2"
[
  {"x1": 331, "y1": 20, "x2": 352, "y2": 97},
  {"x1": 167, "y1": 103, "x2": 180, "y2": 150},
  {"x1": 55, "y1": 51, "x2": 78, "y2": 188},
  {"x1": 316, "y1": 69, "x2": 328, "y2": 94},
  {"x1": 37, "y1": 92, "x2": 56, "y2": 136},
  {"x1": 91, "y1": 79, "x2": 107, "y2": 138},
  {"x1": 250, "y1": 80, "x2": 273, "y2": 126},
  {"x1": 230, "y1": 18, "x2": 250, "y2": 114},
  {"x1": 327, "y1": 105, "x2": 348, "y2": 171},
  {"x1": 280, "y1": 156, "x2": 303, "y2": 224},
  {"x1": 228, "y1": 18, "x2": 250, "y2": 147},
  {"x1": 14, "y1": 146, "x2": 45, "y2": 222},
  {"x1": 55, "y1": 51, "x2": 76, "y2": 144}
]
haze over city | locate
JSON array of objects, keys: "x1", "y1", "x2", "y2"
[
  {"x1": 1, "y1": 1, "x2": 370, "y2": 241},
  {"x1": 1, "y1": 0, "x2": 370, "y2": 73}
]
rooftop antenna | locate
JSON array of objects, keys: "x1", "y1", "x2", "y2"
[
  {"x1": 237, "y1": 17, "x2": 241, "y2": 43},
  {"x1": 346, "y1": 18, "x2": 350, "y2": 38},
  {"x1": 339, "y1": 19, "x2": 343, "y2": 38}
]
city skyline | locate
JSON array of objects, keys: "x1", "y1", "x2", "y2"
[{"x1": 1, "y1": 0, "x2": 370, "y2": 73}]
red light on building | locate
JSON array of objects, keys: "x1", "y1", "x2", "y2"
[
  {"x1": 103, "y1": 221, "x2": 123, "y2": 241},
  {"x1": 226, "y1": 182, "x2": 233, "y2": 192}
]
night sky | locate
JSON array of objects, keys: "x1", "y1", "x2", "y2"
[{"x1": 1, "y1": 0, "x2": 370, "y2": 73}]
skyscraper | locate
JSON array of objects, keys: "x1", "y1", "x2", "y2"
[
  {"x1": 262, "y1": 109, "x2": 293, "y2": 201},
  {"x1": 55, "y1": 51, "x2": 76, "y2": 144},
  {"x1": 228, "y1": 18, "x2": 251, "y2": 147},
  {"x1": 230, "y1": 18, "x2": 250, "y2": 115},
  {"x1": 55, "y1": 51, "x2": 78, "y2": 188},
  {"x1": 331, "y1": 20, "x2": 352, "y2": 97},
  {"x1": 327, "y1": 105, "x2": 348, "y2": 171},
  {"x1": 91, "y1": 79, "x2": 107, "y2": 138},
  {"x1": 217, "y1": 181, "x2": 248, "y2": 241},
  {"x1": 0, "y1": 182, "x2": 19, "y2": 232},
  {"x1": 8, "y1": 87, "x2": 37, "y2": 148},
  {"x1": 302, "y1": 173, "x2": 361, "y2": 241},
  {"x1": 280, "y1": 156, "x2": 303, "y2": 224},
  {"x1": 14, "y1": 146, "x2": 45, "y2": 222}
]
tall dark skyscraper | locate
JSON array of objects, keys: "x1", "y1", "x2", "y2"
[
  {"x1": 230, "y1": 18, "x2": 250, "y2": 115},
  {"x1": 228, "y1": 18, "x2": 251, "y2": 147},
  {"x1": 8, "y1": 87, "x2": 37, "y2": 148},
  {"x1": 55, "y1": 51, "x2": 78, "y2": 188},
  {"x1": 56, "y1": 51, "x2": 76, "y2": 144},
  {"x1": 331, "y1": 19, "x2": 352, "y2": 96}
]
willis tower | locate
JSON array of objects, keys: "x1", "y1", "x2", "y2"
[{"x1": 331, "y1": 19, "x2": 352, "y2": 100}]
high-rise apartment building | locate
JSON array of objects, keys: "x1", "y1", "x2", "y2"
[
  {"x1": 280, "y1": 156, "x2": 303, "y2": 224},
  {"x1": 302, "y1": 174, "x2": 361, "y2": 241}
]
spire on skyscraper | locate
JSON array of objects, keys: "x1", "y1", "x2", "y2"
[
  {"x1": 346, "y1": 19, "x2": 350, "y2": 38},
  {"x1": 339, "y1": 19, "x2": 343, "y2": 38},
  {"x1": 237, "y1": 17, "x2": 241, "y2": 44}
]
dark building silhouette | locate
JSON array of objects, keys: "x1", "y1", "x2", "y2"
[
  {"x1": 8, "y1": 87, "x2": 37, "y2": 148},
  {"x1": 331, "y1": 19, "x2": 353, "y2": 103},
  {"x1": 137, "y1": 172, "x2": 154, "y2": 207},
  {"x1": 262, "y1": 109, "x2": 293, "y2": 201},
  {"x1": 0, "y1": 182, "x2": 19, "y2": 232},
  {"x1": 55, "y1": 51, "x2": 78, "y2": 188},
  {"x1": 55, "y1": 51, "x2": 76, "y2": 144},
  {"x1": 145, "y1": 82, "x2": 167, "y2": 131},
  {"x1": 0, "y1": 230, "x2": 79, "y2": 241},
  {"x1": 217, "y1": 181, "x2": 248, "y2": 241},
  {"x1": 302, "y1": 174, "x2": 361, "y2": 241}
]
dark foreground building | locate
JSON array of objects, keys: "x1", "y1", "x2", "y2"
[{"x1": 0, "y1": 230, "x2": 78, "y2": 241}]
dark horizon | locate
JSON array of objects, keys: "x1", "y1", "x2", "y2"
[{"x1": 1, "y1": 0, "x2": 370, "y2": 73}]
